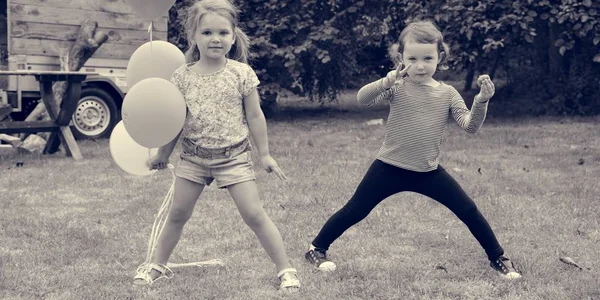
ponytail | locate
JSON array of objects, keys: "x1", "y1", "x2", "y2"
[
  {"x1": 232, "y1": 27, "x2": 250, "y2": 64},
  {"x1": 185, "y1": 41, "x2": 200, "y2": 63}
]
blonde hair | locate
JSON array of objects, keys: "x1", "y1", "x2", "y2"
[
  {"x1": 388, "y1": 20, "x2": 450, "y2": 71},
  {"x1": 184, "y1": 0, "x2": 250, "y2": 64}
]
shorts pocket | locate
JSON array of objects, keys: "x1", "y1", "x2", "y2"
[{"x1": 243, "y1": 152, "x2": 253, "y2": 164}]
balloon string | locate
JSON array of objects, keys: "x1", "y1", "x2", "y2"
[
  {"x1": 135, "y1": 166, "x2": 176, "y2": 278},
  {"x1": 148, "y1": 21, "x2": 153, "y2": 60}
]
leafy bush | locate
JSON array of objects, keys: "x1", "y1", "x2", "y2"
[{"x1": 168, "y1": 0, "x2": 600, "y2": 116}]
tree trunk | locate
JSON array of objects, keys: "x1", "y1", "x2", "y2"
[
  {"x1": 260, "y1": 90, "x2": 279, "y2": 118},
  {"x1": 489, "y1": 51, "x2": 502, "y2": 80},
  {"x1": 548, "y1": 22, "x2": 566, "y2": 86},
  {"x1": 463, "y1": 61, "x2": 475, "y2": 91},
  {"x1": 20, "y1": 19, "x2": 108, "y2": 145}
]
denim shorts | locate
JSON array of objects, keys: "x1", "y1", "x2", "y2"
[{"x1": 175, "y1": 138, "x2": 255, "y2": 188}]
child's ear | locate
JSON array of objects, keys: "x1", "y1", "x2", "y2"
[
  {"x1": 397, "y1": 53, "x2": 404, "y2": 65},
  {"x1": 438, "y1": 51, "x2": 445, "y2": 64}
]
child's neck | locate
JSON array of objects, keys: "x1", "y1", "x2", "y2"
[
  {"x1": 406, "y1": 76, "x2": 440, "y2": 87},
  {"x1": 421, "y1": 79, "x2": 440, "y2": 87},
  {"x1": 194, "y1": 57, "x2": 227, "y2": 74}
]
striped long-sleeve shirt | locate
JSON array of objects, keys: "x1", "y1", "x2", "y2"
[{"x1": 357, "y1": 77, "x2": 489, "y2": 172}]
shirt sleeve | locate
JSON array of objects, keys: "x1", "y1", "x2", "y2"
[
  {"x1": 449, "y1": 86, "x2": 488, "y2": 134},
  {"x1": 241, "y1": 65, "x2": 260, "y2": 96},
  {"x1": 169, "y1": 66, "x2": 190, "y2": 118},
  {"x1": 357, "y1": 78, "x2": 395, "y2": 106}
]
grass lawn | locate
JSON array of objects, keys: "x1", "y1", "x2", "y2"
[{"x1": 1, "y1": 93, "x2": 599, "y2": 300}]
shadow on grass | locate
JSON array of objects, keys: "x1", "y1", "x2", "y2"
[
  {"x1": 263, "y1": 85, "x2": 600, "y2": 125},
  {"x1": 264, "y1": 104, "x2": 389, "y2": 122},
  {"x1": 262, "y1": 89, "x2": 390, "y2": 122}
]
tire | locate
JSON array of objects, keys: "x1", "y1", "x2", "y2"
[{"x1": 71, "y1": 87, "x2": 119, "y2": 140}]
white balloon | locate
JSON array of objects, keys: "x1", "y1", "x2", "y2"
[
  {"x1": 127, "y1": 41, "x2": 185, "y2": 88},
  {"x1": 109, "y1": 121, "x2": 158, "y2": 176},
  {"x1": 121, "y1": 78, "x2": 186, "y2": 148}
]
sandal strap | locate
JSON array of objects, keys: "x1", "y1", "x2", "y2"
[
  {"x1": 149, "y1": 263, "x2": 174, "y2": 279},
  {"x1": 278, "y1": 268, "x2": 300, "y2": 289},
  {"x1": 134, "y1": 262, "x2": 174, "y2": 284},
  {"x1": 280, "y1": 277, "x2": 301, "y2": 289},
  {"x1": 133, "y1": 270, "x2": 153, "y2": 284},
  {"x1": 277, "y1": 267, "x2": 297, "y2": 278}
]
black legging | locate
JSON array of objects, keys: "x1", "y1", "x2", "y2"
[{"x1": 312, "y1": 159, "x2": 504, "y2": 261}]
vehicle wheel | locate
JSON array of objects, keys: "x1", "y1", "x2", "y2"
[{"x1": 71, "y1": 87, "x2": 119, "y2": 140}]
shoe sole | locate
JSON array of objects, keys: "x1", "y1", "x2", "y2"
[
  {"x1": 500, "y1": 272, "x2": 522, "y2": 279},
  {"x1": 317, "y1": 261, "x2": 337, "y2": 272}
]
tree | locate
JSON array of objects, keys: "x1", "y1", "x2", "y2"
[
  {"x1": 168, "y1": 0, "x2": 600, "y2": 116},
  {"x1": 437, "y1": 0, "x2": 600, "y2": 115}
]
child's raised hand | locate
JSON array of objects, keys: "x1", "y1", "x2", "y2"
[
  {"x1": 476, "y1": 74, "x2": 495, "y2": 102},
  {"x1": 383, "y1": 63, "x2": 412, "y2": 88},
  {"x1": 260, "y1": 155, "x2": 287, "y2": 180},
  {"x1": 149, "y1": 154, "x2": 169, "y2": 170}
]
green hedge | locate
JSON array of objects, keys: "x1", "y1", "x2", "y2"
[{"x1": 169, "y1": 0, "x2": 600, "y2": 116}]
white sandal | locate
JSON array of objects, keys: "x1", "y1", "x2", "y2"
[
  {"x1": 277, "y1": 268, "x2": 300, "y2": 292},
  {"x1": 133, "y1": 263, "x2": 174, "y2": 285}
]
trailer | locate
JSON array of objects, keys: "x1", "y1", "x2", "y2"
[{"x1": 0, "y1": 0, "x2": 167, "y2": 139}]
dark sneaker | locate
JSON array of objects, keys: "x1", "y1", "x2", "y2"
[
  {"x1": 305, "y1": 248, "x2": 336, "y2": 272},
  {"x1": 490, "y1": 255, "x2": 522, "y2": 279}
]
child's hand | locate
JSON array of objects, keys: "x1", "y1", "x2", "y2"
[
  {"x1": 383, "y1": 63, "x2": 412, "y2": 88},
  {"x1": 149, "y1": 154, "x2": 169, "y2": 170},
  {"x1": 260, "y1": 155, "x2": 287, "y2": 180},
  {"x1": 476, "y1": 74, "x2": 495, "y2": 102}
]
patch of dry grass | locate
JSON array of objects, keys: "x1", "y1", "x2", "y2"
[{"x1": 1, "y1": 99, "x2": 599, "y2": 299}]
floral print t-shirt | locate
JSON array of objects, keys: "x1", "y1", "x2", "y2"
[{"x1": 170, "y1": 59, "x2": 260, "y2": 149}]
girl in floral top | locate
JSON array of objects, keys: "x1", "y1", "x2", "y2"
[{"x1": 133, "y1": 0, "x2": 300, "y2": 292}]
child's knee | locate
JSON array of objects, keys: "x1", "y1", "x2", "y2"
[
  {"x1": 241, "y1": 209, "x2": 268, "y2": 228},
  {"x1": 168, "y1": 208, "x2": 193, "y2": 226},
  {"x1": 340, "y1": 203, "x2": 371, "y2": 223}
]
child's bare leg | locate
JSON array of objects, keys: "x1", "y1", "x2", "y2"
[
  {"x1": 149, "y1": 177, "x2": 205, "y2": 279},
  {"x1": 227, "y1": 180, "x2": 292, "y2": 272}
]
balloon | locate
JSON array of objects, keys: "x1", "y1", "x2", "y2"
[
  {"x1": 126, "y1": 0, "x2": 176, "y2": 21},
  {"x1": 109, "y1": 121, "x2": 158, "y2": 176},
  {"x1": 121, "y1": 78, "x2": 186, "y2": 148},
  {"x1": 127, "y1": 41, "x2": 185, "y2": 88}
]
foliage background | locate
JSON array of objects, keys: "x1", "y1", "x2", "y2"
[{"x1": 168, "y1": 0, "x2": 600, "y2": 116}]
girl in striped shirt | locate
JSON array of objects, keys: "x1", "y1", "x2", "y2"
[{"x1": 305, "y1": 20, "x2": 521, "y2": 279}]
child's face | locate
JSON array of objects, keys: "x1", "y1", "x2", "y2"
[
  {"x1": 194, "y1": 13, "x2": 235, "y2": 61},
  {"x1": 401, "y1": 42, "x2": 441, "y2": 83}
]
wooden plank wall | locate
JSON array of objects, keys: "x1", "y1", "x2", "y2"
[{"x1": 8, "y1": 0, "x2": 169, "y2": 60}]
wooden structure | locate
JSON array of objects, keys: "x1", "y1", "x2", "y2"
[
  {"x1": 0, "y1": 0, "x2": 171, "y2": 142},
  {"x1": 4, "y1": 0, "x2": 167, "y2": 95},
  {"x1": 0, "y1": 103, "x2": 10, "y2": 120},
  {"x1": 6, "y1": 0, "x2": 167, "y2": 62},
  {"x1": 1, "y1": 0, "x2": 170, "y2": 141},
  {"x1": 0, "y1": 70, "x2": 97, "y2": 160}
]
